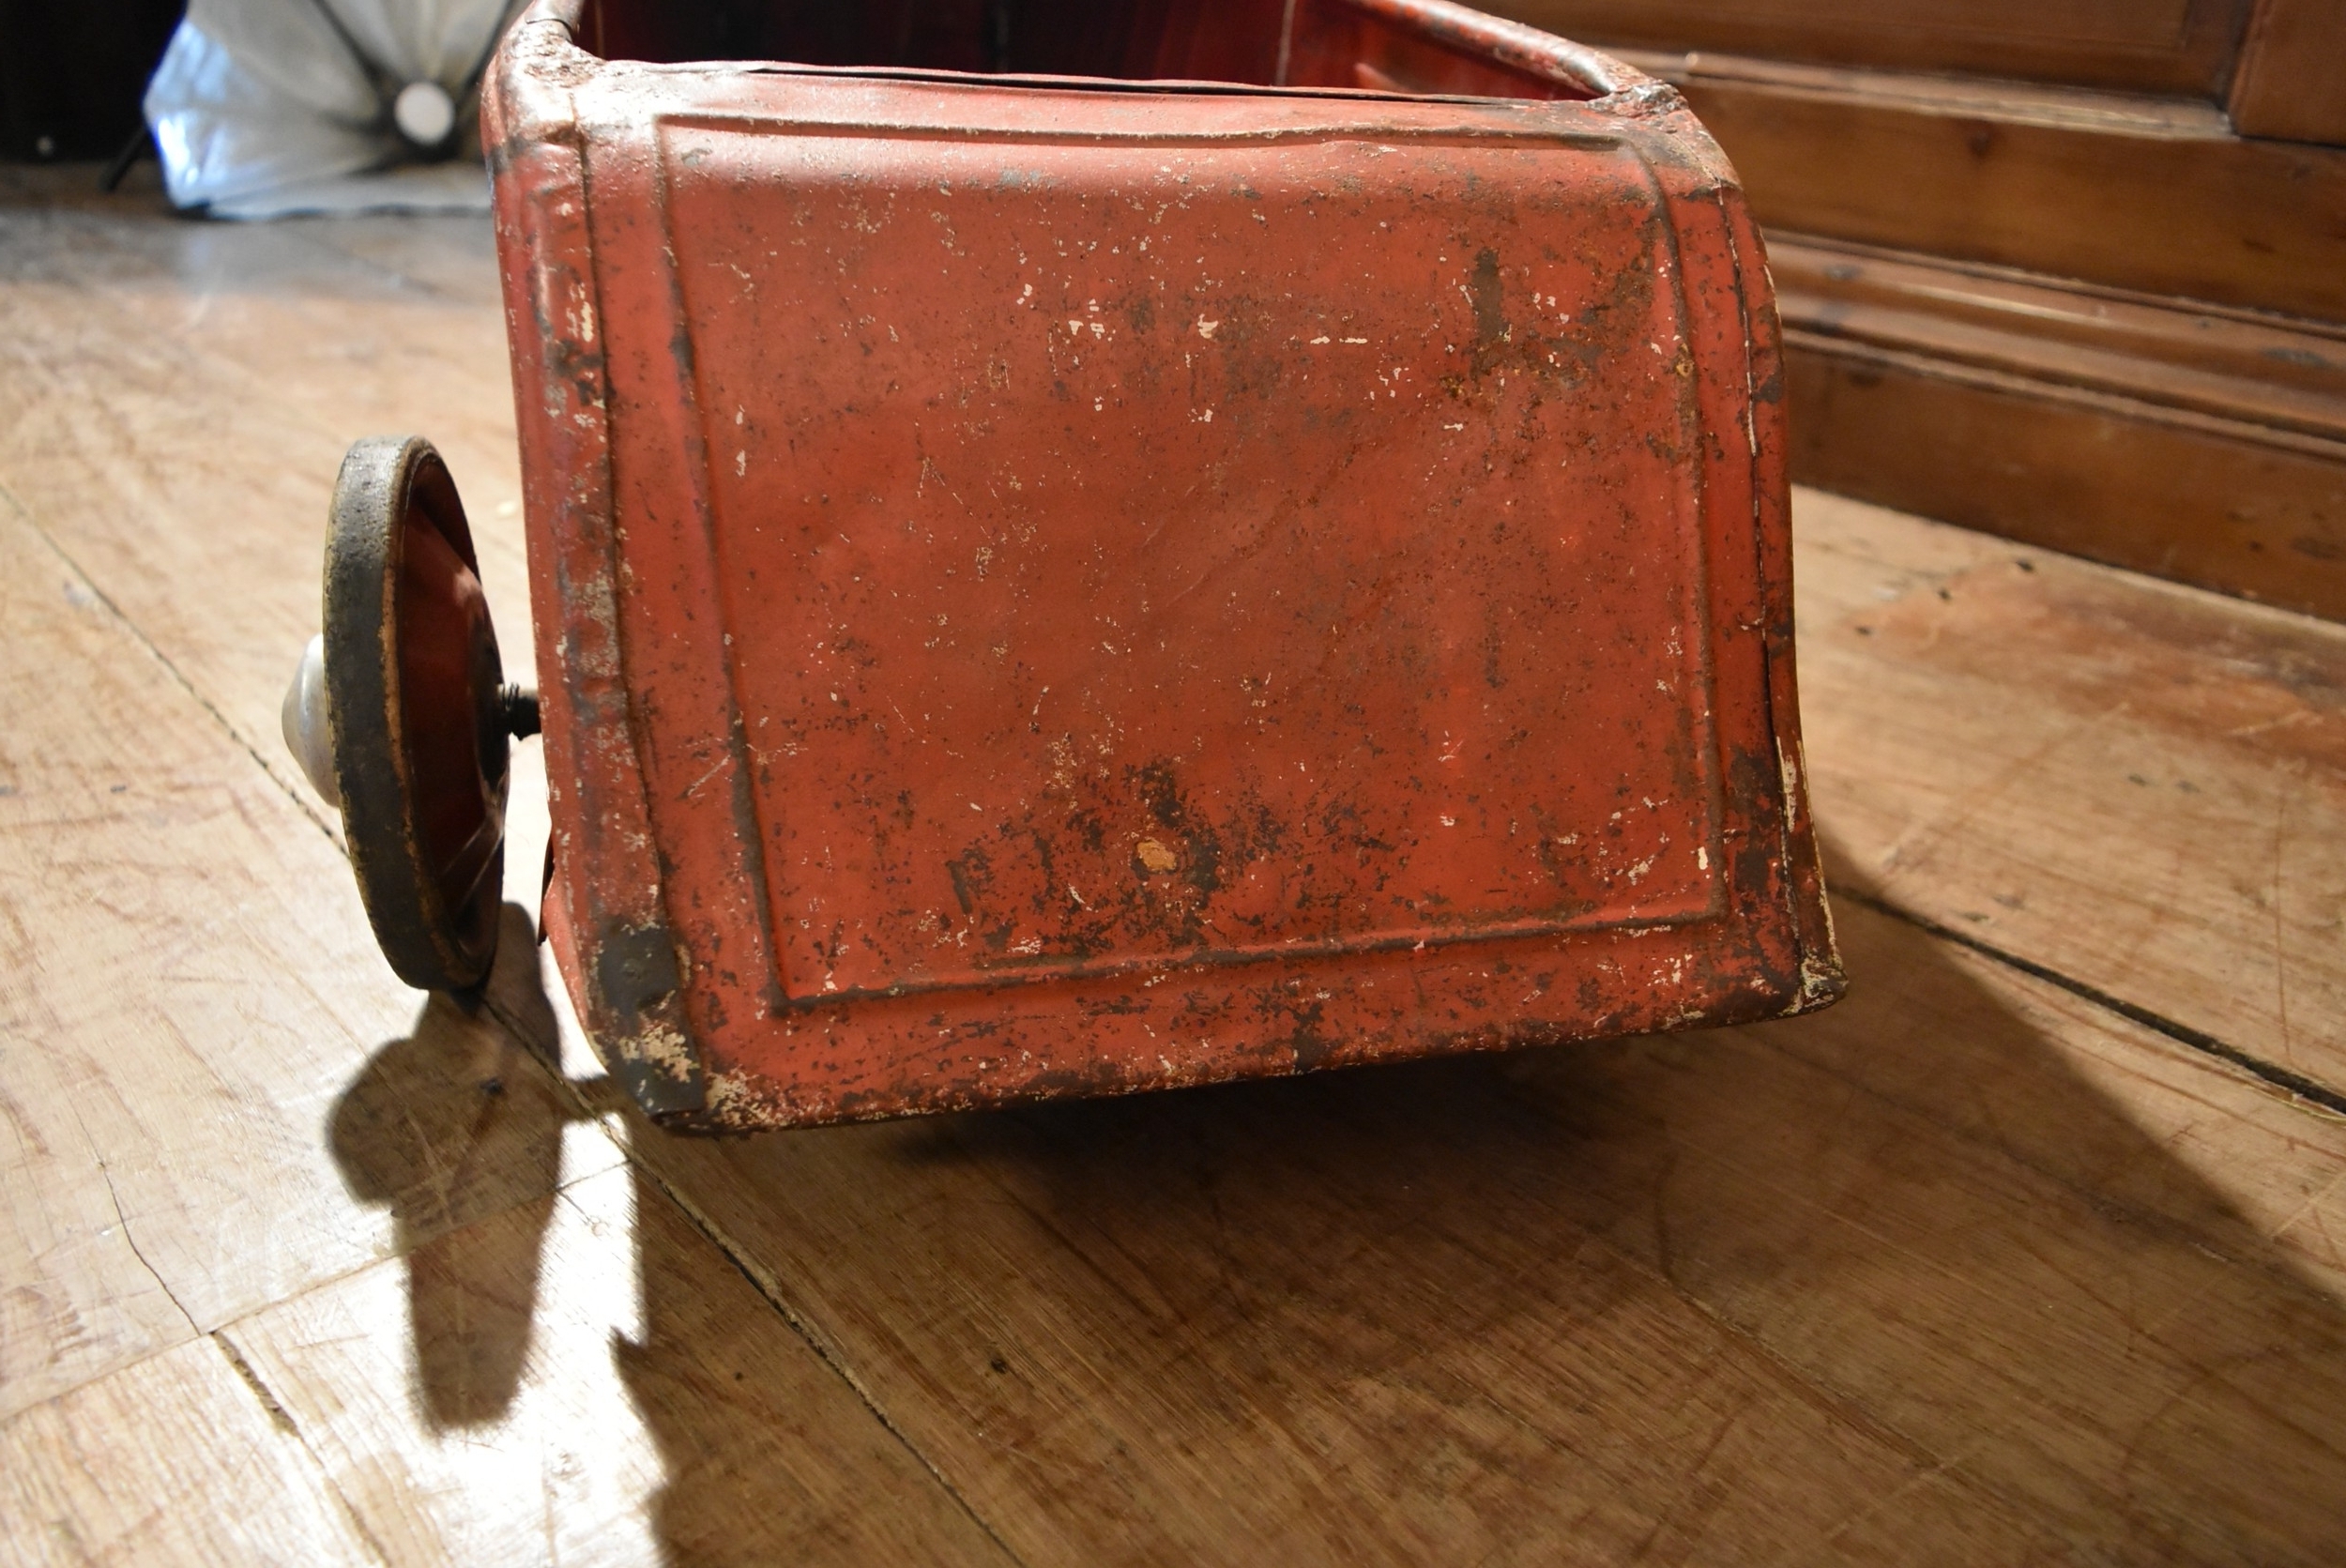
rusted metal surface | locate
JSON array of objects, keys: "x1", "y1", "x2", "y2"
[{"x1": 482, "y1": 0, "x2": 1841, "y2": 1131}]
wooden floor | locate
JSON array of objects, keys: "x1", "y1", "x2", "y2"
[{"x1": 5, "y1": 162, "x2": 2346, "y2": 1565}]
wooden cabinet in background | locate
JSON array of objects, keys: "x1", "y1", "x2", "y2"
[
  {"x1": 1507, "y1": 0, "x2": 2253, "y2": 95},
  {"x1": 1487, "y1": 0, "x2": 2346, "y2": 619}
]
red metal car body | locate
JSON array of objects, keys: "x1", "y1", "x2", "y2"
[{"x1": 478, "y1": 0, "x2": 1841, "y2": 1130}]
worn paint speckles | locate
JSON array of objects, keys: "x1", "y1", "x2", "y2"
[{"x1": 482, "y1": 0, "x2": 1837, "y2": 1133}]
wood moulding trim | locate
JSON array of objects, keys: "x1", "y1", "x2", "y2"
[
  {"x1": 1607, "y1": 46, "x2": 2346, "y2": 322},
  {"x1": 1770, "y1": 235, "x2": 2346, "y2": 620},
  {"x1": 1489, "y1": 0, "x2": 2251, "y2": 98},
  {"x1": 1607, "y1": 46, "x2": 2234, "y2": 140},
  {"x1": 1771, "y1": 236, "x2": 2346, "y2": 446}
]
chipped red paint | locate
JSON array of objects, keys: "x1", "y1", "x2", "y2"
[{"x1": 484, "y1": 0, "x2": 1842, "y2": 1131}]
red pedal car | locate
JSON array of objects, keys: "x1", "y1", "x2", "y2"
[{"x1": 284, "y1": 0, "x2": 1842, "y2": 1131}]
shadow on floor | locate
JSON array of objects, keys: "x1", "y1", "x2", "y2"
[
  {"x1": 336, "y1": 872, "x2": 2346, "y2": 1564},
  {"x1": 326, "y1": 905, "x2": 576, "y2": 1430}
]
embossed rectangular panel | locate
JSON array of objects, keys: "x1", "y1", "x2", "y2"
[
  {"x1": 667, "y1": 125, "x2": 1719, "y2": 998},
  {"x1": 487, "y1": 0, "x2": 1842, "y2": 1129}
]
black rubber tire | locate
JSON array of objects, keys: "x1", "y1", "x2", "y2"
[{"x1": 323, "y1": 435, "x2": 508, "y2": 992}]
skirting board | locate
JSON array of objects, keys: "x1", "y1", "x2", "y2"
[{"x1": 1771, "y1": 236, "x2": 2346, "y2": 621}]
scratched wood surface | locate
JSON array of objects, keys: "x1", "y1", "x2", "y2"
[
  {"x1": 1794, "y1": 492, "x2": 2346, "y2": 1101},
  {"x1": 4, "y1": 162, "x2": 2345, "y2": 1565}
]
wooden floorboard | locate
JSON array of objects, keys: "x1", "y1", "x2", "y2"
[
  {"x1": 549, "y1": 895, "x2": 2346, "y2": 1565},
  {"x1": 0, "y1": 456, "x2": 1000, "y2": 1568},
  {"x1": 223, "y1": 1164, "x2": 1014, "y2": 1568},
  {"x1": 0, "y1": 489, "x2": 612, "y2": 1420},
  {"x1": 0, "y1": 178, "x2": 531, "y2": 809},
  {"x1": 1, "y1": 1330, "x2": 388, "y2": 1565},
  {"x1": 1795, "y1": 493, "x2": 2346, "y2": 1101},
  {"x1": 5, "y1": 167, "x2": 2345, "y2": 1563}
]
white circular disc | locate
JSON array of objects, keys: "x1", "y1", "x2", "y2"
[
  {"x1": 281, "y1": 632, "x2": 340, "y2": 808},
  {"x1": 393, "y1": 81, "x2": 457, "y2": 148}
]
